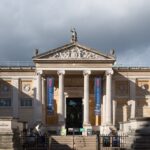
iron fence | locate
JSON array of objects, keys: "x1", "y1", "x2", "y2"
[
  {"x1": 20, "y1": 134, "x2": 127, "y2": 150},
  {"x1": 20, "y1": 135, "x2": 49, "y2": 150},
  {"x1": 98, "y1": 135, "x2": 127, "y2": 150}
]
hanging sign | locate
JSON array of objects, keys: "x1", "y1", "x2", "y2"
[
  {"x1": 47, "y1": 77, "x2": 54, "y2": 114},
  {"x1": 94, "y1": 77, "x2": 102, "y2": 115}
]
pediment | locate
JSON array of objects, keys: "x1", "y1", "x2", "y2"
[
  {"x1": 33, "y1": 43, "x2": 115, "y2": 62},
  {"x1": 44, "y1": 46, "x2": 108, "y2": 60}
]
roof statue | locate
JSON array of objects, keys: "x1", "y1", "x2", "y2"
[
  {"x1": 35, "y1": 49, "x2": 39, "y2": 56},
  {"x1": 71, "y1": 28, "x2": 77, "y2": 43},
  {"x1": 110, "y1": 49, "x2": 115, "y2": 56}
]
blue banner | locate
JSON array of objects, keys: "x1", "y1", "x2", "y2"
[
  {"x1": 94, "y1": 77, "x2": 102, "y2": 115},
  {"x1": 47, "y1": 78, "x2": 54, "y2": 114}
]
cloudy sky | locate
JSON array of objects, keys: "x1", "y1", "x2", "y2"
[{"x1": 0, "y1": 0, "x2": 150, "y2": 66}]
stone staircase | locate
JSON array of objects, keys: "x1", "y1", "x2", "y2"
[
  {"x1": 0, "y1": 129, "x2": 21, "y2": 150},
  {"x1": 50, "y1": 135, "x2": 97, "y2": 150}
]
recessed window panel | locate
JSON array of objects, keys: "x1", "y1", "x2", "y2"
[
  {"x1": 20, "y1": 98, "x2": 32, "y2": 107},
  {"x1": 0, "y1": 98, "x2": 11, "y2": 106}
]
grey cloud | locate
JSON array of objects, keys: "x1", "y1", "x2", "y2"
[{"x1": 0, "y1": 0, "x2": 150, "y2": 66}]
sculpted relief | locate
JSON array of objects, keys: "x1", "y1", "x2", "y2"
[
  {"x1": 136, "y1": 80, "x2": 150, "y2": 96},
  {"x1": 49, "y1": 47, "x2": 105, "y2": 60},
  {"x1": 21, "y1": 80, "x2": 33, "y2": 98}
]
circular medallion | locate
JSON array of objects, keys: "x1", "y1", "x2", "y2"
[{"x1": 23, "y1": 84, "x2": 30, "y2": 92}]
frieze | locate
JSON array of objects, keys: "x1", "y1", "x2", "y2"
[{"x1": 50, "y1": 47, "x2": 106, "y2": 60}]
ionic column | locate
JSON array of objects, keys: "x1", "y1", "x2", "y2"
[
  {"x1": 36, "y1": 71, "x2": 42, "y2": 121},
  {"x1": 83, "y1": 70, "x2": 91, "y2": 125},
  {"x1": 57, "y1": 70, "x2": 65, "y2": 124},
  {"x1": 128, "y1": 100, "x2": 136, "y2": 119},
  {"x1": 102, "y1": 95, "x2": 106, "y2": 125},
  {"x1": 42, "y1": 77, "x2": 46, "y2": 124},
  {"x1": 123, "y1": 105, "x2": 128, "y2": 122},
  {"x1": 113, "y1": 100, "x2": 117, "y2": 126},
  {"x1": 105, "y1": 70, "x2": 113, "y2": 125},
  {"x1": 102, "y1": 78, "x2": 106, "y2": 125},
  {"x1": 129, "y1": 78, "x2": 136, "y2": 119},
  {"x1": 12, "y1": 78, "x2": 19, "y2": 118},
  {"x1": 112, "y1": 79, "x2": 116, "y2": 126}
]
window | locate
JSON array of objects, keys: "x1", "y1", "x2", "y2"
[
  {"x1": 0, "y1": 98, "x2": 11, "y2": 106},
  {"x1": 20, "y1": 98, "x2": 32, "y2": 107}
]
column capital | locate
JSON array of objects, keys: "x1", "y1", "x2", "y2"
[
  {"x1": 36, "y1": 70, "x2": 43, "y2": 75},
  {"x1": 106, "y1": 69, "x2": 114, "y2": 76},
  {"x1": 127, "y1": 100, "x2": 134, "y2": 105},
  {"x1": 83, "y1": 70, "x2": 91, "y2": 76},
  {"x1": 123, "y1": 104, "x2": 128, "y2": 108},
  {"x1": 57, "y1": 70, "x2": 65, "y2": 75},
  {"x1": 42, "y1": 77, "x2": 46, "y2": 81}
]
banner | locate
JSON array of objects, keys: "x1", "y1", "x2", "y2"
[
  {"x1": 47, "y1": 77, "x2": 54, "y2": 114},
  {"x1": 94, "y1": 77, "x2": 102, "y2": 115}
]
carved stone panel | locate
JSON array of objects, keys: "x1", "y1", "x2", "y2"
[
  {"x1": 49, "y1": 47, "x2": 106, "y2": 60},
  {"x1": 136, "y1": 80, "x2": 150, "y2": 96},
  {"x1": 20, "y1": 80, "x2": 33, "y2": 98}
]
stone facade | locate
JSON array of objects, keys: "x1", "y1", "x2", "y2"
[{"x1": 0, "y1": 41, "x2": 150, "y2": 135}]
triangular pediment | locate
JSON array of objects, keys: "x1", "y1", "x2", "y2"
[{"x1": 33, "y1": 43, "x2": 115, "y2": 62}]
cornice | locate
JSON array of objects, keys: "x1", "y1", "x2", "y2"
[
  {"x1": 33, "y1": 59, "x2": 115, "y2": 64},
  {"x1": 0, "y1": 66, "x2": 35, "y2": 71},
  {"x1": 113, "y1": 67, "x2": 150, "y2": 72}
]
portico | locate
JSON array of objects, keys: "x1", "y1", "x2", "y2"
[
  {"x1": 31, "y1": 31, "x2": 116, "y2": 134},
  {"x1": 34, "y1": 67, "x2": 114, "y2": 132}
]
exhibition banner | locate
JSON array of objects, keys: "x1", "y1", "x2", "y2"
[
  {"x1": 47, "y1": 77, "x2": 54, "y2": 114},
  {"x1": 94, "y1": 77, "x2": 102, "y2": 115}
]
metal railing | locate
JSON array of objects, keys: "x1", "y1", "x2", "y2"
[
  {"x1": 20, "y1": 134, "x2": 127, "y2": 150},
  {"x1": 98, "y1": 135, "x2": 127, "y2": 149},
  {"x1": 20, "y1": 135, "x2": 49, "y2": 150}
]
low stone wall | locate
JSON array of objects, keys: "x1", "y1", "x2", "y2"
[
  {"x1": 0, "y1": 117, "x2": 25, "y2": 150},
  {"x1": 119, "y1": 117, "x2": 150, "y2": 133}
]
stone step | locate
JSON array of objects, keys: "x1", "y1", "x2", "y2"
[
  {"x1": 135, "y1": 139, "x2": 150, "y2": 143},
  {"x1": 0, "y1": 143, "x2": 14, "y2": 149},
  {"x1": 51, "y1": 147, "x2": 96, "y2": 150},
  {"x1": 0, "y1": 149, "x2": 15, "y2": 150},
  {"x1": 133, "y1": 143, "x2": 150, "y2": 147},
  {"x1": 50, "y1": 136, "x2": 97, "y2": 150},
  {"x1": 76, "y1": 148, "x2": 96, "y2": 150},
  {"x1": 51, "y1": 146, "x2": 73, "y2": 150},
  {"x1": 100, "y1": 148, "x2": 125, "y2": 150}
]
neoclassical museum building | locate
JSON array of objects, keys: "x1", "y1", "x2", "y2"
[{"x1": 0, "y1": 32, "x2": 150, "y2": 135}]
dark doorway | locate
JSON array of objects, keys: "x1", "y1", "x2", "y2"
[{"x1": 66, "y1": 98, "x2": 83, "y2": 135}]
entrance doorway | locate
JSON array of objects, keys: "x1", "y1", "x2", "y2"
[{"x1": 66, "y1": 98, "x2": 83, "y2": 135}]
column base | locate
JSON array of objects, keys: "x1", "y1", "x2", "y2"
[
  {"x1": 100, "y1": 125, "x2": 117, "y2": 135},
  {"x1": 82, "y1": 123, "x2": 92, "y2": 136}
]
